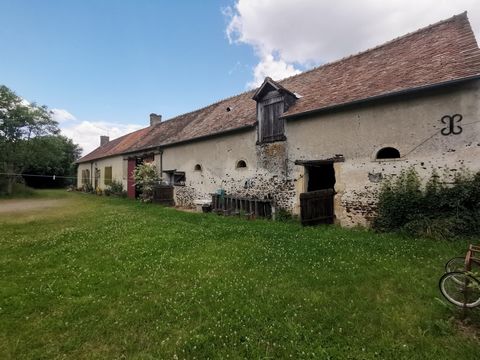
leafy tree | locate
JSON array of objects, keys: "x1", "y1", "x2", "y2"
[
  {"x1": 0, "y1": 85, "x2": 59, "y2": 194},
  {"x1": 23, "y1": 135, "x2": 82, "y2": 187}
]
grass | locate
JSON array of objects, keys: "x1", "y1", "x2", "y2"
[{"x1": 0, "y1": 190, "x2": 479, "y2": 359}]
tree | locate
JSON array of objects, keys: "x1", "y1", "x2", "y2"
[
  {"x1": 0, "y1": 85, "x2": 59, "y2": 194},
  {"x1": 23, "y1": 135, "x2": 82, "y2": 188}
]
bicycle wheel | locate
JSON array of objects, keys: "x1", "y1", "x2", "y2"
[
  {"x1": 439, "y1": 271, "x2": 480, "y2": 308},
  {"x1": 445, "y1": 257, "x2": 466, "y2": 273},
  {"x1": 445, "y1": 257, "x2": 480, "y2": 284}
]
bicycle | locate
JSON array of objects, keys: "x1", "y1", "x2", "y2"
[{"x1": 439, "y1": 244, "x2": 480, "y2": 308}]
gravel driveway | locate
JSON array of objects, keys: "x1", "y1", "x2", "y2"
[{"x1": 0, "y1": 199, "x2": 67, "y2": 214}]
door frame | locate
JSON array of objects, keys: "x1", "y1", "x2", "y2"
[{"x1": 295, "y1": 156, "x2": 344, "y2": 225}]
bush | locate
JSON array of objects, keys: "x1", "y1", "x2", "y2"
[
  {"x1": 0, "y1": 182, "x2": 36, "y2": 198},
  {"x1": 132, "y1": 163, "x2": 159, "y2": 203},
  {"x1": 275, "y1": 208, "x2": 293, "y2": 222},
  {"x1": 106, "y1": 180, "x2": 124, "y2": 197},
  {"x1": 0, "y1": 176, "x2": 36, "y2": 197},
  {"x1": 81, "y1": 183, "x2": 94, "y2": 193},
  {"x1": 373, "y1": 168, "x2": 480, "y2": 239}
]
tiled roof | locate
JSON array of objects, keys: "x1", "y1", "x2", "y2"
[{"x1": 78, "y1": 12, "x2": 480, "y2": 163}]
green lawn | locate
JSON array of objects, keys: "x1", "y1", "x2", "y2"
[{"x1": 0, "y1": 190, "x2": 479, "y2": 359}]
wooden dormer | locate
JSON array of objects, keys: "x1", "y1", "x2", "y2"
[{"x1": 253, "y1": 77, "x2": 297, "y2": 143}]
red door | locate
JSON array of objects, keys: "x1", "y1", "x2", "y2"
[{"x1": 127, "y1": 158, "x2": 136, "y2": 199}]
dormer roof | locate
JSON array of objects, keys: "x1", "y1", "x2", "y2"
[{"x1": 252, "y1": 77, "x2": 297, "y2": 101}]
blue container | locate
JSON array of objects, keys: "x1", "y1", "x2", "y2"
[{"x1": 216, "y1": 189, "x2": 225, "y2": 197}]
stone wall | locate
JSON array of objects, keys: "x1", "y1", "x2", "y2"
[{"x1": 286, "y1": 80, "x2": 480, "y2": 226}]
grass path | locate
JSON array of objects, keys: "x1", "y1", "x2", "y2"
[{"x1": 0, "y1": 190, "x2": 479, "y2": 359}]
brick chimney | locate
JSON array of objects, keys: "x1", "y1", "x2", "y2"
[
  {"x1": 100, "y1": 135, "x2": 109, "y2": 146},
  {"x1": 150, "y1": 113, "x2": 162, "y2": 126}
]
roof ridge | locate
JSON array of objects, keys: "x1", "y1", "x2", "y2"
[
  {"x1": 277, "y1": 11, "x2": 469, "y2": 85},
  {"x1": 153, "y1": 13, "x2": 470, "y2": 125}
]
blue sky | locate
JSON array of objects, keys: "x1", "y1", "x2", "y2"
[
  {"x1": 0, "y1": 0, "x2": 254, "y2": 123},
  {"x1": 1, "y1": 0, "x2": 479, "y2": 154}
]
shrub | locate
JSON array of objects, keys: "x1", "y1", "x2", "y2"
[
  {"x1": 81, "y1": 183, "x2": 94, "y2": 193},
  {"x1": 373, "y1": 168, "x2": 480, "y2": 239},
  {"x1": 275, "y1": 207, "x2": 293, "y2": 222},
  {"x1": 133, "y1": 163, "x2": 159, "y2": 203},
  {"x1": 106, "y1": 180, "x2": 124, "y2": 197},
  {"x1": 0, "y1": 182, "x2": 36, "y2": 197}
]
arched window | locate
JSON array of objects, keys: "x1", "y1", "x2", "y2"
[
  {"x1": 194, "y1": 164, "x2": 202, "y2": 171},
  {"x1": 236, "y1": 160, "x2": 247, "y2": 168},
  {"x1": 376, "y1": 147, "x2": 400, "y2": 160}
]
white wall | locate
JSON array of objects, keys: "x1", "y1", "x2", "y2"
[{"x1": 77, "y1": 156, "x2": 127, "y2": 190}]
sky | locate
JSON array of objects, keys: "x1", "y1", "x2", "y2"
[{"x1": 1, "y1": 0, "x2": 480, "y2": 155}]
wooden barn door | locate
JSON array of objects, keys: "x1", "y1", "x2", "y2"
[
  {"x1": 300, "y1": 189, "x2": 335, "y2": 225},
  {"x1": 300, "y1": 162, "x2": 336, "y2": 225}
]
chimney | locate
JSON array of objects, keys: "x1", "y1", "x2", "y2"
[
  {"x1": 100, "y1": 135, "x2": 109, "y2": 146},
  {"x1": 150, "y1": 113, "x2": 162, "y2": 126}
]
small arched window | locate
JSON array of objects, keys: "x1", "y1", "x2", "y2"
[
  {"x1": 236, "y1": 160, "x2": 247, "y2": 168},
  {"x1": 194, "y1": 164, "x2": 202, "y2": 171},
  {"x1": 376, "y1": 147, "x2": 400, "y2": 160}
]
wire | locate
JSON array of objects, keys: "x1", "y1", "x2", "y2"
[
  {"x1": 402, "y1": 119, "x2": 480, "y2": 158},
  {"x1": 0, "y1": 172, "x2": 77, "y2": 179}
]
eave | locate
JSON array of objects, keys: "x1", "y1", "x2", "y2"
[{"x1": 282, "y1": 75, "x2": 480, "y2": 121}]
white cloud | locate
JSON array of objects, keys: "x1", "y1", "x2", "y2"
[
  {"x1": 60, "y1": 119, "x2": 142, "y2": 156},
  {"x1": 51, "y1": 108, "x2": 76, "y2": 123},
  {"x1": 225, "y1": 0, "x2": 480, "y2": 88},
  {"x1": 247, "y1": 54, "x2": 301, "y2": 89}
]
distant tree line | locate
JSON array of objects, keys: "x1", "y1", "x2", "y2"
[{"x1": 0, "y1": 85, "x2": 82, "y2": 195}]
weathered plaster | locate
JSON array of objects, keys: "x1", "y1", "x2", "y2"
[
  {"x1": 160, "y1": 131, "x2": 295, "y2": 210},
  {"x1": 286, "y1": 81, "x2": 480, "y2": 226}
]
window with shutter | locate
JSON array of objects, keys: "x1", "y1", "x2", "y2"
[
  {"x1": 81, "y1": 169, "x2": 90, "y2": 185},
  {"x1": 104, "y1": 166, "x2": 113, "y2": 185},
  {"x1": 260, "y1": 99, "x2": 285, "y2": 143},
  {"x1": 253, "y1": 77, "x2": 296, "y2": 144}
]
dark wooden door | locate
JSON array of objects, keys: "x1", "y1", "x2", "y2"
[
  {"x1": 127, "y1": 159, "x2": 136, "y2": 199},
  {"x1": 300, "y1": 189, "x2": 335, "y2": 225}
]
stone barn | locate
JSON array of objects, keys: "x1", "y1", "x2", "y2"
[{"x1": 77, "y1": 13, "x2": 480, "y2": 226}]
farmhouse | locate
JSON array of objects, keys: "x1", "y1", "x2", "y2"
[{"x1": 77, "y1": 13, "x2": 480, "y2": 226}]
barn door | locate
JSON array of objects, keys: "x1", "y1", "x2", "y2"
[
  {"x1": 300, "y1": 189, "x2": 335, "y2": 225},
  {"x1": 300, "y1": 162, "x2": 336, "y2": 225}
]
